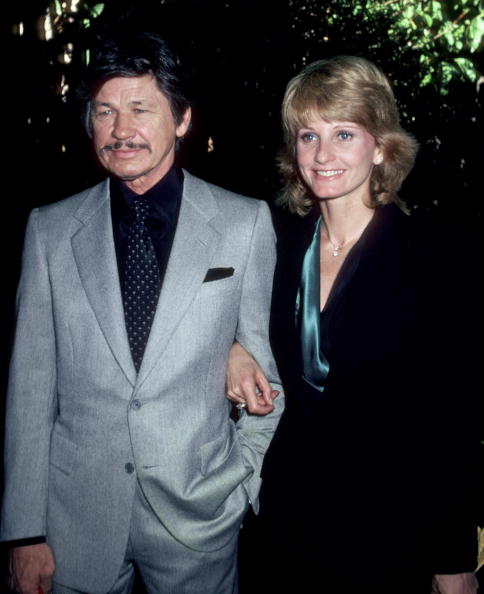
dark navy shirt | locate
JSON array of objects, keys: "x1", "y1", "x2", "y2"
[{"x1": 110, "y1": 166, "x2": 184, "y2": 292}]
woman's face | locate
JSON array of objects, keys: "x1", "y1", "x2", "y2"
[{"x1": 296, "y1": 118, "x2": 383, "y2": 204}]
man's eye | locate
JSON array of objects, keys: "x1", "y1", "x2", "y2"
[
  {"x1": 337, "y1": 131, "x2": 354, "y2": 141},
  {"x1": 95, "y1": 110, "x2": 112, "y2": 119},
  {"x1": 133, "y1": 108, "x2": 147, "y2": 114}
]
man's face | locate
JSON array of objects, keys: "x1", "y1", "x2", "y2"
[{"x1": 91, "y1": 74, "x2": 191, "y2": 194}]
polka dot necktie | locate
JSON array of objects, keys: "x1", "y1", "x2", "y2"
[{"x1": 124, "y1": 197, "x2": 161, "y2": 371}]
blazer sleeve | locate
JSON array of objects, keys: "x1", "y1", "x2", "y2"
[
  {"x1": 418, "y1": 223, "x2": 480, "y2": 573},
  {"x1": 0, "y1": 209, "x2": 58, "y2": 541},
  {"x1": 233, "y1": 200, "x2": 284, "y2": 512}
]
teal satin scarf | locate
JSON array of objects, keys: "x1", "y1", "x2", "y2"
[{"x1": 296, "y1": 216, "x2": 330, "y2": 392}]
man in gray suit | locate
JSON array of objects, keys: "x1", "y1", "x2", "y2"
[{"x1": 1, "y1": 32, "x2": 282, "y2": 594}]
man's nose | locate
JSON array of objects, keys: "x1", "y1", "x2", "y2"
[{"x1": 112, "y1": 112, "x2": 135, "y2": 139}]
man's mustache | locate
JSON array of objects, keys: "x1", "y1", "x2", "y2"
[{"x1": 102, "y1": 141, "x2": 150, "y2": 152}]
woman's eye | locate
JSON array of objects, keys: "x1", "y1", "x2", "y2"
[
  {"x1": 337, "y1": 130, "x2": 354, "y2": 141},
  {"x1": 300, "y1": 132, "x2": 316, "y2": 142}
]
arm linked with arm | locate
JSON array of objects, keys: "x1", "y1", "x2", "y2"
[
  {"x1": 226, "y1": 341, "x2": 279, "y2": 414},
  {"x1": 233, "y1": 200, "x2": 284, "y2": 512}
]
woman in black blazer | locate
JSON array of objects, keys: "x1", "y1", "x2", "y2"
[{"x1": 227, "y1": 56, "x2": 479, "y2": 593}]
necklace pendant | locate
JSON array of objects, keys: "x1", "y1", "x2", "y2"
[{"x1": 332, "y1": 246, "x2": 341, "y2": 257}]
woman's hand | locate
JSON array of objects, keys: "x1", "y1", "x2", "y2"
[{"x1": 226, "y1": 342, "x2": 279, "y2": 415}]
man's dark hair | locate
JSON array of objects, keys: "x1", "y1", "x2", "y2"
[{"x1": 77, "y1": 31, "x2": 191, "y2": 136}]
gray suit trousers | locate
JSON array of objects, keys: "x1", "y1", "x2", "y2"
[{"x1": 53, "y1": 481, "x2": 238, "y2": 594}]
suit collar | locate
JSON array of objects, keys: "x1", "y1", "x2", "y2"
[
  {"x1": 71, "y1": 180, "x2": 137, "y2": 386},
  {"x1": 71, "y1": 179, "x2": 110, "y2": 225},
  {"x1": 70, "y1": 172, "x2": 224, "y2": 388},
  {"x1": 134, "y1": 171, "x2": 223, "y2": 387}
]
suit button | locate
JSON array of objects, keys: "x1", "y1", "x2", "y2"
[
  {"x1": 131, "y1": 399, "x2": 142, "y2": 410},
  {"x1": 125, "y1": 462, "x2": 135, "y2": 474}
]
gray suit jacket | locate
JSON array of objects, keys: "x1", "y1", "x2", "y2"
[{"x1": 0, "y1": 171, "x2": 283, "y2": 593}]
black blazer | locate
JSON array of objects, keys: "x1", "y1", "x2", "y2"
[{"x1": 261, "y1": 204, "x2": 479, "y2": 576}]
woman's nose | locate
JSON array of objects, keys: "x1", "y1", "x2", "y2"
[{"x1": 314, "y1": 141, "x2": 334, "y2": 163}]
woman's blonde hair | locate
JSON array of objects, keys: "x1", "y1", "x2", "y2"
[{"x1": 278, "y1": 56, "x2": 418, "y2": 215}]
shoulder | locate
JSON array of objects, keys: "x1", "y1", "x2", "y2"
[
  {"x1": 402, "y1": 208, "x2": 471, "y2": 267},
  {"x1": 272, "y1": 204, "x2": 316, "y2": 235},
  {"x1": 410, "y1": 209, "x2": 479, "y2": 292},
  {"x1": 271, "y1": 205, "x2": 319, "y2": 263},
  {"x1": 26, "y1": 180, "x2": 109, "y2": 243},
  {"x1": 182, "y1": 170, "x2": 267, "y2": 217},
  {"x1": 379, "y1": 204, "x2": 469, "y2": 250},
  {"x1": 33, "y1": 180, "x2": 109, "y2": 222},
  {"x1": 182, "y1": 170, "x2": 275, "y2": 242},
  {"x1": 364, "y1": 204, "x2": 446, "y2": 259},
  {"x1": 374, "y1": 206, "x2": 478, "y2": 293}
]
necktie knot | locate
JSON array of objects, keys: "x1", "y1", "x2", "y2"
[{"x1": 131, "y1": 197, "x2": 150, "y2": 222}]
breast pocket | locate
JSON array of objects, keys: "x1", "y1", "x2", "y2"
[{"x1": 200, "y1": 274, "x2": 238, "y2": 297}]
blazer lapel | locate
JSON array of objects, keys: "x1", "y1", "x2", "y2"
[
  {"x1": 136, "y1": 172, "x2": 222, "y2": 386},
  {"x1": 71, "y1": 180, "x2": 137, "y2": 385}
]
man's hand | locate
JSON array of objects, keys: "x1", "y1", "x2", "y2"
[
  {"x1": 432, "y1": 572, "x2": 478, "y2": 594},
  {"x1": 226, "y1": 342, "x2": 279, "y2": 415},
  {"x1": 9, "y1": 543, "x2": 55, "y2": 594}
]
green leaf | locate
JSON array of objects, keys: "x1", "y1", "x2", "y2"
[
  {"x1": 90, "y1": 3, "x2": 105, "y2": 18},
  {"x1": 430, "y1": 1, "x2": 444, "y2": 21},
  {"x1": 454, "y1": 57, "x2": 478, "y2": 81},
  {"x1": 468, "y1": 15, "x2": 484, "y2": 52},
  {"x1": 420, "y1": 72, "x2": 433, "y2": 86},
  {"x1": 444, "y1": 31, "x2": 455, "y2": 46},
  {"x1": 440, "y1": 62, "x2": 455, "y2": 86},
  {"x1": 402, "y1": 6, "x2": 415, "y2": 20}
]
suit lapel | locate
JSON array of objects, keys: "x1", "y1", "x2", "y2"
[
  {"x1": 136, "y1": 172, "x2": 222, "y2": 386},
  {"x1": 71, "y1": 180, "x2": 137, "y2": 385}
]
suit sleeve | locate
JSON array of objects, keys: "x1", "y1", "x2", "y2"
[
  {"x1": 0, "y1": 209, "x2": 57, "y2": 541},
  {"x1": 234, "y1": 200, "x2": 284, "y2": 512}
]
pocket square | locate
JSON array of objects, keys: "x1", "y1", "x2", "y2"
[{"x1": 203, "y1": 267, "x2": 234, "y2": 282}]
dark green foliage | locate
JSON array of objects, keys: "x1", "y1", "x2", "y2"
[{"x1": 0, "y1": 0, "x2": 482, "y2": 213}]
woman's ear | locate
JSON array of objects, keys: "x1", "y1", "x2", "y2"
[{"x1": 373, "y1": 145, "x2": 384, "y2": 165}]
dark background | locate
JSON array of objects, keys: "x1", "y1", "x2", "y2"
[{"x1": 0, "y1": 0, "x2": 482, "y2": 590}]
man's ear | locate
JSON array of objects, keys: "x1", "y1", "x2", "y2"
[{"x1": 176, "y1": 107, "x2": 192, "y2": 138}]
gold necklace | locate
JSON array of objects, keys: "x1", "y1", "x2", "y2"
[
  {"x1": 326, "y1": 234, "x2": 359, "y2": 257},
  {"x1": 323, "y1": 211, "x2": 374, "y2": 257},
  {"x1": 328, "y1": 240, "x2": 344, "y2": 257}
]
